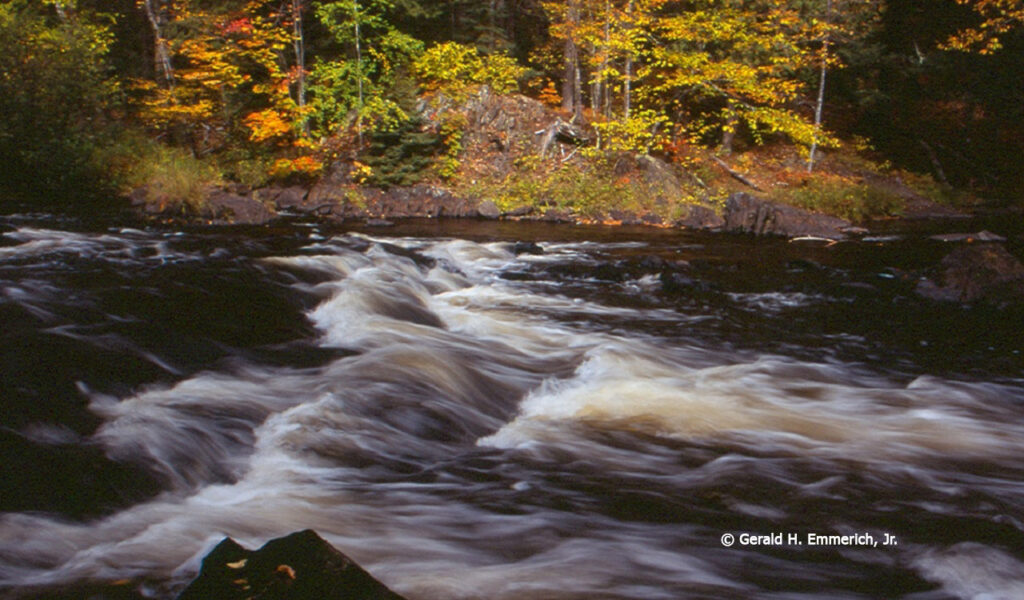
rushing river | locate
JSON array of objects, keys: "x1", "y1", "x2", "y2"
[{"x1": 1, "y1": 213, "x2": 1023, "y2": 599}]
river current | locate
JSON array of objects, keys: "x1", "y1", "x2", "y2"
[{"x1": 1, "y1": 214, "x2": 1023, "y2": 599}]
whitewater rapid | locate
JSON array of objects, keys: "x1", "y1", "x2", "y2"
[{"x1": 2, "y1": 224, "x2": 1023, "y2": 599}]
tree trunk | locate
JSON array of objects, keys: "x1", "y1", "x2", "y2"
[
  {"x1": 142, "y1": 0, "x2": 174, "y2": 88},
  {"x1": 721, "y1": 102, "x2": 738, "y2": 155},
  {"x1": 354, "y1": 0, "x2": 364, "y2": 145},
  {"x1": 292, "y1": 0, "x2": 306, "y2": 116},
  {"x1": 562, "y1": 0, "x2": 583, "y2": 121},
  {"x1": 52, "y1": 1, "x2": 70, "y2": 22},
  {"x1": 623, "y1": 0, "x2": 633, "y2": 120},
  {"x1": 807, "y1": 0, "x2": 832, "y2": 172},
  {"x1": 598, "y1": 0, "x2": 610, "y2": 117}
]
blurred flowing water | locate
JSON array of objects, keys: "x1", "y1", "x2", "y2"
[{"x1": 1, "y1": 214, "x2": 1023, "y2": 599}]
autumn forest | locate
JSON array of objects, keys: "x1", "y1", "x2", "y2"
[{"x1": 2, "y1": 0, "x2": 1023, "y2": 214}]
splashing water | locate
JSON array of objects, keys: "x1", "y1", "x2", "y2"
[{"x1": 2, "y1": 221, "x2": 1023, "y2": 599}]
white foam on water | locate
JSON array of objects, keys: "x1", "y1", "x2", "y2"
[
  {"x1": 480, "y1": 347, "x2": 1024, "y2": 463},
  {"x1": 0, "y1": 227, "x2": 201, "y2": 264},
  {"x1": 727, "y1": 291, "x2": 834, "y2": 313},
  {"x1": 914, "y1": 543, "x2": 1024, "y2": 600},
  {"x1": 3, "y1": 233, "x2": 1024, "y2": 600}
]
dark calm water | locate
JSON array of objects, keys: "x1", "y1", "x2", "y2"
[{"x1": 1, "y1": 212, "x2": 1023, "y2": 599}]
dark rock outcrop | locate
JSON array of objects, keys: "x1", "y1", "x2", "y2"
[
  {"x1": 306, "y1": 179, "x2": 479, "y2": 220},
  {"x1": 129, "y1": 185, "x2": 276, "y2": 224},
  {"x1": 607, "y1": 210, "x2": 643, "y2": 225},
  {"x1": 541, "y1": 208, "x2": 573, "y2": 223},
  {"x1": 203, "y1": 188, "x2": 276, "y2": 225},
  {"x1": 258, "y1": 186, "x2": 310, "y2": 212},
  {"x1": 723, "y1": 193, "x2": 851, "y2": 238},
  {"x1": 915, "y1": 243, "x2": 1024, "y2": 305},
  {"x1": 675, "y1": 205, "x2": 725, "y2": 230},
  {"x1": 477, "y1": 200, "x2": 501, "y2": 219},
  {"x1": 177, "y1": 529, "x2": 407, "y2": 600}
]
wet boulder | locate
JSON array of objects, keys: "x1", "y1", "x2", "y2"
[
  {"x1": 511, "y1": 241, "x2": 544, "y2": 255},
  {"x1": 177, "y1": 529, "x2": 407, "y2": 600},
  {"x1": 377, "y1": 241, "x2": 437, "y2": 268},
  {"x1": 659, "y1": 271, "x2": 705, "y2": 294},
  {"x1": 915, "y1": 243, "x2": 1024, "y2": 305},
  {"x1": 723, "y1": 193, "x2": 851, "y2": 238}
]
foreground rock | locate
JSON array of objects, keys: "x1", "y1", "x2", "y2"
[
  {"x1": 915, "y1": 243, "x2": 1024, "y2": 305},
  {"x1": 723, "y1": 193, "x2": 852, "y2": 238},
  {"x1": 177, "y1": 530, "x2": 407, "y2": 600}
]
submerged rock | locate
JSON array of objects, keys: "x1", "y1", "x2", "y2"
[
  {"x1": 928, "y1": 230, "x2": 1006, "y2": 243},
  {"x1": 177, "y1": 529, "x2": 407, "y2": 600},
  {"x1": 915, "y1": 243, "x2": 1024, "y2": 305},
  {"x1": 723, "y1": 193, "x2": 851, "y2": 238}
]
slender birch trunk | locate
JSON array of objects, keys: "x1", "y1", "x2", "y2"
[{"x1": 807, "y1": 0, "x2": 832, "y2": 172}]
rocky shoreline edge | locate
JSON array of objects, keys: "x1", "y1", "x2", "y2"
[
  {"x1": 126, "y1": 180, "x2": 1024, "y2": 307},
  {"x1": 127, "y1": 175, "x2": 963, "y2": 240}
]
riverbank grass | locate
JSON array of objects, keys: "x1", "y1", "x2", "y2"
[{"x1": 100, "y1": 135, "x2": 221, "y2": 214}]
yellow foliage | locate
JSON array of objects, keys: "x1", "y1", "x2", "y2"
[
  {"x1": 132, "y1": 0, "x2": 307, "y2": 160},
  {"x1": 351, "y1": 161, "x2": 373, "y2": 183},
  {"x1": 538, "y1": 80, "x2": 562, "y2": 107},
  {"x1": 591, "y1": 109, "x2": 670, "y2": 154},
  {"x1": 945, "y1": 0, "x2": 1024, "y2": 53},
  {"x1": 244, "y1": 109, "x2": 293, "y2": 143},
  {"x1": 646, "y1": 0, "x2": 833, "y2": 149},
  {"x1": 270, "y1": 155, "x2": 323, "y2": 178},
  {"x1": 413, "y1": 42, "x2": 525, "y2": 99}
]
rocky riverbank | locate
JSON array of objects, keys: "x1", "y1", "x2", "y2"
[
  {"x1": 126, "y1": 88, "x2": 971, "y2": 238},
  {"x1": 128, "y1": 181, "x2": 885, "y2": 239},
  {"x1": 124, "y1": 176, "x2": 1024, "y2": 310}
]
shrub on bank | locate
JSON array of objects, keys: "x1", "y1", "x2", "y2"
[
  {"x1": 101, "y1": 134, "x2": 221, "y2": 214},
  {"x1": 769, "y1": 175, "x2": 905, "y2": 222}
]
